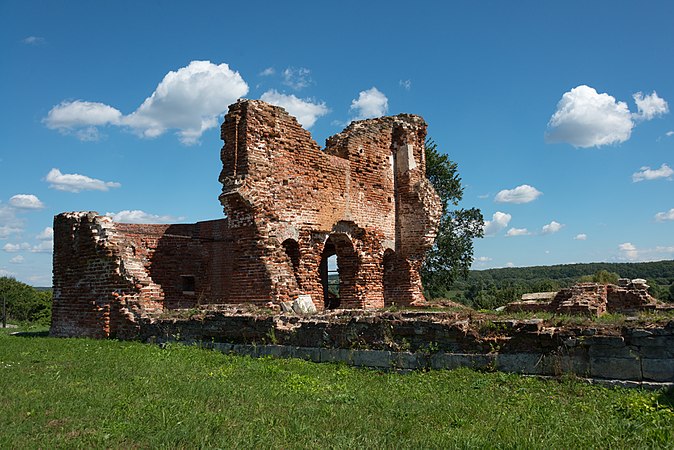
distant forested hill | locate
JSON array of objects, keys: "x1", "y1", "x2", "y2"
[
  {"x1": 444, "y1": 260, "x2": 674, "y2": 309},
  {"x1": 468, "y1": 260, "x2": 674, "y2": 286}
]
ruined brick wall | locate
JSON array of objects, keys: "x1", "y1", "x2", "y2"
[
  {"x1": 51, "y1": 213, "x2": 233, "y2": 338},
  {"x1": 219, "y1": 100, "x2": 441, "y2": 310},
  {"x1": 507, "y1": 280, "x2": 664, "y2": 316},
  {"x1": 52, "y1": 99, "x2": 443, "y2": 337}
]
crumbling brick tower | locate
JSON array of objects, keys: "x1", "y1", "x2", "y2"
[
  {"x1": 219, "y1": 100, "x2": 441, "y2": 309},
  {"x1": 50, "y1": 100, "x2": 441, "y2": 338}
]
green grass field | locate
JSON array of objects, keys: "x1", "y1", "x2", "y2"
[{"x1": 1, "y1": 326, "x2": 673, "y2": 449}]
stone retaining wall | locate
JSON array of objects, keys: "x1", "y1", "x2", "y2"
[{"x1": 140, "y1": 311, "x2": 674, "y2": 384}]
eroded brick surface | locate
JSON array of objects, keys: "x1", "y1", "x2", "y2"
[
  {"x1": 51, "y1": 100, "x2": 442, "y2": 337},
  {"x1": 506, "y1": 280, "x2": 666, "y2": 316}
]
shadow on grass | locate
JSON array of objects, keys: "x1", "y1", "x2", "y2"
[
  {"x1": 658, "y1": 387, "x2": 674, "y2": 408},
  {"x1": 11, "y1": 330, "x2": 50, "y2": 338}
]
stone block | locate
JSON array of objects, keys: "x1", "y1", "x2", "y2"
[
  {"x1": 292, "y1": 346, "x2": 321, "y2": 363},
  {"x1": 641, "y1": 359, "x2": 674, "y2": 382},
  {"x1": 351, "y1": 350, "x2": 391, "y2": 369},
  {"x1": 430, "y1": 353, "x2": 495, "y2": 371},
  {"x1": 590, "y1": 356, "x2": 642, "y2": 380},
  {"x1": 495, "y1": 353, "x2": 544, "y2": 375},
  {"x1": 292, "y1": 295, "x2": 317, "y2": 315},
  {"x1": 319, "y1": 347, "x2": 354, "y2": 365}
]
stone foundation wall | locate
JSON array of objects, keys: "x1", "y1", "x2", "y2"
[{"x1": 139, "y1": 312, "x2": 674, "y2": 384}]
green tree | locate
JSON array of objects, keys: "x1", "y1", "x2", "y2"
[
  {"x1": 0, "y1": 276, "x2": 52, "y2": 325},
  {"x1": 422, "y1": 139, "x2": 484, "y2": 298}
]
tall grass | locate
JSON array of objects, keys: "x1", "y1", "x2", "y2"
[{"x1": 1, "y1": 327, "x2": 672, "y2": 448}]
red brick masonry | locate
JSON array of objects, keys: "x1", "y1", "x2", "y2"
[{"x1": 51, "y1": 100, "x2": 442, "y2": 338}]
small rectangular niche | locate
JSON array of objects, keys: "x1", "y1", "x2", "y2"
[{"x1": 181, "y1": 275, "x2": 196, "y2": 295}]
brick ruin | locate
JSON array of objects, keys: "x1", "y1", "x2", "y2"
[
  {"x1": 506, "y1": 279, "x2": 666, "y2": 316},
  {"x1": 51, "y1": 99, "x2": 442, "y2": 338}
]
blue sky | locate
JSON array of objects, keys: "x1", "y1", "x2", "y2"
[{"x1": 1, "y1": 1, "x2": 673, "y2": 286}]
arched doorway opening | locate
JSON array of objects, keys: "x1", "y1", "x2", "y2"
[{"x1": 319, "y1": 234, "x2": 358, "y2": 309}]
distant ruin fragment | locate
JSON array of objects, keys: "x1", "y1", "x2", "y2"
[
  {"x1": 51, "y1": 100, "x2": 442, "y2": 338},
  {"x1": 506, "y1": 279, "x2": 666, "y2": 316}
]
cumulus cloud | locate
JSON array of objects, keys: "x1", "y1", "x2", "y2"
[
  {"x1": 46, "y1": 168, "x2": 121, "y2": 193},
  {"x1": 494, "y1": 185, "x2": 542, "y2": 204},
  {"x1": 44, "y1": 61, "x2": 249, "y2": 145},
  {"x1": 655, "y1": 208, "x2": 674, "y2": 222},
  {"x1": 31, "y1": 240, "x2": 53, "y2": 253},
  {"x1": 9, "y1": 194, "x2": 44, "y2": 210},
  {"x1": 3, "y1": 242, "x2": 30, "y2": 253},
  {"x1": 633, "y1": 91, "x2": 669, "y2": 121},
  {"x1": 546, "y1": 85, "x2": 633, "y2": 148},
  {"x1": 36, "y1": 227, "x2": 53, "y2": 241},
  {"x1": 260, "y1": 90, "x2": 329, "y2": 128},
  {"x1": 666, "y1": 131, "x2": 674, "y2": 137},
  {"x1": 282, "y1": 67, "x2": 312, "y2": 90},
  {"x1": 9, "y1": 255, "x2": 24, "y2": 264},
  {"x1": 44, "y1": 101, "x2": 122, "y2": 133},
  {"x1": 574, "y1": 233, "x2": 588, "y2": 241},
  {"x1": 105, "y1": 210, "x2": 182, "y2": 224},
  {"x1": 22, "y1": 36, "x2": 44, "y2": 45},
  {"x1": 546, "y1": 85, "x2": 669, "y2": 148},
  {"x1": 350, "y1": 87, "x2": 388, "y2": 120},
  {"x1": 632, "y1": 163, "x2": 673, "y2": 182},
  {"x1": 619, "y1": 242, "x2": 638, "y2": 260},
  {"x1": 0, "y1": 203, "x2": 24, "y2": 238},
  {"x1": 541, "y1": 221, "x2": 563, "y2": 235},
  {"x1": 476, "y1": 256, "x2": 492, "y2": 262},
  {"x1": 259, "y1": 67, "x2": 275, "y2": 76},
  {"x1": 506, "y1": 227, "x2": 530, "y2": 237},
  {"x1": 483, "y1": 211, "x2": 511, "y2": 236}
]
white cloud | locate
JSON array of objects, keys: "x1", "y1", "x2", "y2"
[
  {"x1": 30, "y1": 240, "x2": 53, "y2": 253},
  {"x1": 655, "y1": 208, "x2": 674, "y2": 222},
  {"x1": 22, "y1": 36, "x2": 44, "y2": 45},
  {"x1": 259, "y1": 67, "x2": 275, "y2": 76},
  {"x1": 46, "y1": 168, "x2": 121, "y2": 193},
  {"x1": 260, "y1": 90, "x2": 329, "y2": 129},
  {"x1": 45, "y1": 61, "x2": 249, "y2": 145},
  {"x1": 505, "y1": 262, "x2": 515, "y2": 268},
  {"x1": 44, "y1": 101, "x2": 122, "y2": 136},
  {"x1": 9, "y1": 194, "x2": 44, "y2": 210},
  {"x1": 36, "y1": 227, "x2": 53, "y2": 241},
  {"x1": 9, "y1": 255, "x2": 24, "y2": 264},
  {"x1": 0, "y1": 225, "x2": 22, "y2": 239},
  {"x1": 632, "y1": 163, "x2": 673, "y2": 182},
  {"x1": 494, "y1": 185, "x2": 542, "y2": 204},
  {"x1": 633, "y1": 91, "x2": 669, "y2": 121},
  {"x1": 541, "y1": 220, "x2": 563, "y2": 234},
  {"x1": 476, "y1": 256, "x2": 492, "y2": 262},
  {"x1": 123, "y1": 61, "x2": 249, "y2": 144},
  {"x1": 105, "y1": 210, "x2": 182, "y2": 224},
  {"x1": 0, "y1": 268, "x2": 16, "y2": 277},
  {"x1": 546, "y1": 85, "x2": 632, "y2": 148},
  {"x1": 666, "y1": 131, "x2": 674, "y2": 137},
  {"x1": 0, "y1": 203, "x2": 24, "y2": 238},
  {"x1": 506, "y1": 227, "x2": 530, "y2": 237},
  {"x1": 546, "y1": 85, "x2": 669, "y2": 148},
  {"x1": 399, "y1": 79, "x2": 412, "y2": 91},
  {"x1": 3, "y1": 242, "x2": 30, "y2": 253},
  {"x1": 574, "y1": 233, "x2": 588, "y2": 241},
  {"x1": 619, "y1": 242, "x2": 638, "y2": 260},
  {"x1": 483, "y1": 211, "x2": 511, "y2": 236},
  {"x1": 350, "y1": 87, "x2": 388, "y2": 120},
  {"x1": 282, "y1": 67, "x2": 311, "y2": 90}
]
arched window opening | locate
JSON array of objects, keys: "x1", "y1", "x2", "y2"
[
  {"x1": 282, "y1": 238, "x2": 301, "y2": 287},
  {"x1": 320, "y1": 240, "x2": 340, "y2": 309}
]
